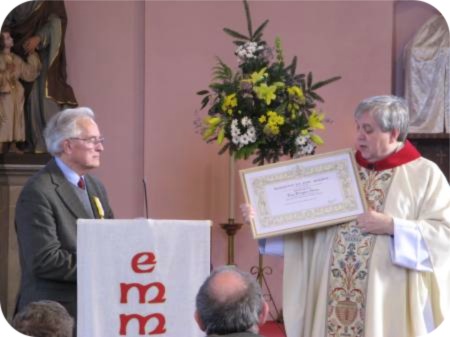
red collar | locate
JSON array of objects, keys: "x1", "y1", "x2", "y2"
[{"x1": 355, "y1": 140, "x2": 421, "y2": 171}]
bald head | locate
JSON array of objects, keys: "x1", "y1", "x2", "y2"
[
  {"x1": 195, "y1": 266, "x2": 268, "y2": 335},
  {"x1": 209, "y1": 269, "x2": 248, "y2": 304}
]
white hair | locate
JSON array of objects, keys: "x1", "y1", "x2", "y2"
[
  {"x1": 354, "y1": 95, "x2": 409, "y2": 142},
  {"x1": 44, "y1": 107, "x2": 95, "y2": 156}
]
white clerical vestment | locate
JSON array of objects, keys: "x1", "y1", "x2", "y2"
[{"x1": 282, "y1": 145, "x2": 450, "y2": 337}]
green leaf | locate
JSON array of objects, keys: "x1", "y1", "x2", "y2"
[
  {"x1": 252, "y1": 33, "x2": 263, "y2": 43},
  {"x1": 209, "y1": 83, "x2": 224, "y2": 91},
  {"x1": 299, "y1": 77, "x2": 306, "y2": 89},
  {"x1": 274, "y1": 101, "x2": 287, "y2": 114},
  {"x1": 253, "y1": 19, "x2": 269, "y2": 40},
  {"x1": 218, "y1": 143, "x2": 230, "y2": 155},
  {"x1": 201, "y1": 96, "x2": 210, "y2": 109},
  {"x1": 294, "y1": 74, "x2": 305, "y2": 83},
  {"x1": 206, "y1": 137, "x2": 217, "y2": 144},
  {"x1": 284, "y1": 56, "x2": 297, "y2": 76},
  {"x1": 310, "y1": 76, "x2": 342, "y2": 90},
  {"x1": 243, "y1": 0, "x2": 253, "y2": 38},
  {"x1": 223, "y1": 28, "x2": 249, "y2": 41},
  {"x1": 197, "y1": 90, "x2": 209, "y2": 95},
  {"x1": 253, "y1": 155, "x2": 263, "y2": 166},
  {"x1": 309, "y1": 91, "x2": 324, "y2": 103},
  {"x1": 307, "y1": 72, "x2": 313, "y2": 90},
  {"x1": 233, "y1": 40, "x2": 246, "y2": 46},
  {"x1": 212, "y1": 57, "x2": 234, "y2": 81}
]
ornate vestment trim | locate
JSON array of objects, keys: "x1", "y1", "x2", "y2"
[{"x1": 325, "y1": 167, "x2": 394, "y2": 337}]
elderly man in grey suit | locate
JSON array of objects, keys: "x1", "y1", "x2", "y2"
[
  {"x1": 195, "y1": 266, "x2": 269, "y2": 337},
  {"x1": 15, "y1": 107, "x2": 114, "y2": 321}
]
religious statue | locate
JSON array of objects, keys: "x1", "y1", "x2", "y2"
[
  {"x1": 3, "y1": 0, "x2": 78, "y2": 153},
  {"x1": 0, "y1": 28, "x2": 41, "y2": 153}
]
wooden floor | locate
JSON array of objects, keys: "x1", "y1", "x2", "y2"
[{"x1": 260, "y1": 321, "x2": 286, "y2": 337}]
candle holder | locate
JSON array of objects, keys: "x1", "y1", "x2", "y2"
[
  {"x1": 220, "y1": 218, "x2": 242, "y2": 265},
  {"x1": 219, "y1": 155, "x2": 243, "y2": 265}
]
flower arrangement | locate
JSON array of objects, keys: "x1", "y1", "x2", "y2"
[{"x1": 198, "y1": 0, "x2": 341, "y2": 165}]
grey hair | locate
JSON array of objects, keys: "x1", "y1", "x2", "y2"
[
  {"x1": 12, "y1": 300, "x2": 74, "y2": 337},
  {"x1": 195, "y1": 266, "x2": 264, "y2": 335},
  {"x1": 44, "y1": 107, "x2": 95, "y2": 156},
  {"x1": 354, "y1": 95, "x2": 409, "y2": 142}
]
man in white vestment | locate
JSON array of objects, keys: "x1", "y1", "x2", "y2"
[{"x1": 255, "y1": 95, "x2": 450, "y2": 337}]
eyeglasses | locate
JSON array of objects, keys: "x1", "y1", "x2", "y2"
[{"x1": 69, "y1": 137, "x2": 105, "y2": 146}]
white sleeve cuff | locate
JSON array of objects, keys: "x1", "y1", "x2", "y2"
[
  {"x1": 258, "y1": 236, "x2": 284, "y2": 256},
  {"x1": 389, "y1": 218, "x2": 433, "y2": 272}
]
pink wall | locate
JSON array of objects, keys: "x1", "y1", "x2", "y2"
[
  {"x1": 65, "y1": 0, "x2": 145, "y2": 218},
  {"x1": 59, "y1": 0, "x2": 439, "y2": 315}
]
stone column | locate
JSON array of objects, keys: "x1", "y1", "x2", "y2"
[{"x1": 0, "y1": 164, "x2": 43, "y2": 321}]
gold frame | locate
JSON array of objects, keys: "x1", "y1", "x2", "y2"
[{"x1": 240, "y1": 149, "x2": 367, "y2": 239}]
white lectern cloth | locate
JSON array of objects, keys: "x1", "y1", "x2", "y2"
[{"x1": 77, "y1": 219, "x2": 211, "y2": 337}]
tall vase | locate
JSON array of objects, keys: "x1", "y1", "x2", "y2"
[{"x1": 220, "y1": 154, "x2": 242, "y2": 265}]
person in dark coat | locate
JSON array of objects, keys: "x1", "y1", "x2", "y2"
[{"x1": 15, "y1": 107, "x2": 113, "y2": 322}]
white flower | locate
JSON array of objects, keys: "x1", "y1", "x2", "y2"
[
  {"x1": 247, "y1": 127, "x2": 256, "y2": 138},
  {"x1": 241, "y1": 116, "x2": 251, "y2": 127},
  {"x1": 235, "y1": 41, "x2": 264, "y2": 61},
  {"x1": 304, "y1": 143, "x2": 315, "y2": 154},
  {"x1": 293, "y1": 135, "x2": 316, "y2": 158},
  {"x1": 240, "y1": 134, "x2": 250, "y2": 146},
  {"x1": 295, "y1": 135, "x2": 309, "y2": 146},
  {"x1": 229, "y1": 117, "x2": 257, "y2": 148}
]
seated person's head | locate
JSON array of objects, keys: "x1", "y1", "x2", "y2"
[
  {"x1": 12, "y1": 300, "x2": 74, "y2": 337},
  {"x1": 195, "y1": 265, "x2": 269, "y2": 335}
]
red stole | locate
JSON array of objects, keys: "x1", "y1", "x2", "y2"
[{"x1": 355, "y1": 140, "x2": 421, "y2": 171}]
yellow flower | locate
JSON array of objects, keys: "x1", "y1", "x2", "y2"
[
  {"x1": 92, "y1": 196, "x2": 105, "y2": 219},
  {"x1": 249, "y1": 67, "x2": 268, "y2": 84},
  {"x1": 264, "y1": 124, "x2": 280, "y2": 135},
  {"x1": 308, "y1": 111, "x2": 325, "y2": 130},
  {"x1": 258, "y1": 115, "x2": 267, "y2": 123},
  {"x1": 202, "y1": 128, "x2": 214, "y2": 140},
  {"x1": 267, "y1": 111, "x2": 285, "y2": 125},
  {"x1": 263, "y1": 111, "x2": 285, "y2": 135},
  {"x1": 202, "y1": 116, "x2": 222, "y2": 140},
  {"x1": 221, "y1": 93, "x2": 238, "y2": 114},
  {"x1": 310, "y1": 134, "x2": 324, "y2": 145},
  {"x1": 217, "y1": 128, "x2": 225, "y2": 144},
  {"x1": 254, "y1": 83, "x2": 278, "y2": 105},
  {"x1": 287, "y1": 85, "x2": 306, "y2": 103},
  {"x1": 287, "y1": 86, "x2": 306, "y2": 114},
  {"x1": 204, "y1": 116, "x2": 221, "y2": 127}
]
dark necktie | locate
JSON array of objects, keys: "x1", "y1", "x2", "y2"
[{"x1": 78, "y1": 176, "x2": 86, "y2": 190}]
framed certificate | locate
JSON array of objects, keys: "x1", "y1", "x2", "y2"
[{"x1": 240, "y1": 149, "x2": 367, "y2": 239}]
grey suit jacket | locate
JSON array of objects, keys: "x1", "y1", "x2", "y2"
[{"x1": 15, "y1": 158, "x2": 114, "y2": 317}]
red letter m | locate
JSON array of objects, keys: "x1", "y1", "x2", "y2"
[
  {"x1": 119, "y1": 313, "x2": 166, "y2": 335},
  {"x1": 120, "y1": 282, "x2": 166, "y2": 304}
]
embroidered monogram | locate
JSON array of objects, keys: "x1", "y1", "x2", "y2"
[{"x1": 325, "y1": 167, "x2": 394, "y2": 337}]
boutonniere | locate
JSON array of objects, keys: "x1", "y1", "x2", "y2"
[{"x1": 92, "y1": 196, "x2": 105, "y2": 219}]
